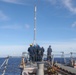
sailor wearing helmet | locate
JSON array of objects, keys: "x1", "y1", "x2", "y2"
[{"x1": 28, "y1": 44, "x2": 34, "y2": 61}]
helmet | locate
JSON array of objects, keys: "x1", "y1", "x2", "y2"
[{"x1": 30, "y1": 44, "x2": 32, "y2": 46}]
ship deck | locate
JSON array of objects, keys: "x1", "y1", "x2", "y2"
[{"x1": 21, "y1": 62, "x2": 76, "y2": 75}]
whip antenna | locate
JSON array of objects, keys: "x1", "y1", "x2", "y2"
[{"x1": 33, "y1": 5, "x2": 37, "y2": 45}]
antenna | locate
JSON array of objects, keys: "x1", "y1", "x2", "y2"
[{"x1": 33, "y1": 5, "x2": 37, "y2": 45}]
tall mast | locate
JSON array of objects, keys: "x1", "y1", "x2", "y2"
[{"x1": 33, "y1": 5, "x2": 37, "y2": 45}]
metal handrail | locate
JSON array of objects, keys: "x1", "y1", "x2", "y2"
[{"x1": 1, "y1": 56, "x2": 9, "y2": 75}]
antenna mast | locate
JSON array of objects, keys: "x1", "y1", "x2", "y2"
[{"x1": 33, "y1": 5, "x2": 37, "y2": 45}]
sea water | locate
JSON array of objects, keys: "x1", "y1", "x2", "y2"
[{"x1": 0, "y1": 57, "x2": 21, "y2": 75}]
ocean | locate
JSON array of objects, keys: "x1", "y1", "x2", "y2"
[
  {"x1": 0, "y1": 57, "x2": 21, "y2": 75},
  {"x1": 0, "y1": 57, "x2": 74, "y2": 75}
]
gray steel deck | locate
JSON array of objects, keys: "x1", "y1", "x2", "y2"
[{"x1": 55, "y1": 63, "x2": 76, "y2": 74}]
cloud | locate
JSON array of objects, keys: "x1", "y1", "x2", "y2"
[
  {"x1": 0, "y1": 24, "x2": 30, "y2": 30},
  {"x1": 0, "y1": 41, "x2": 76, "y2": 57},
  {"x1": 39, "y1": 41, "x2": 76, "y2": 53},
  {"x1": 1, "y1": 0, "x2": 25, "y2": 5},
  {"x1": 47, "y1": 0, "x2": 76, "y2": 14},
  {"x1": 0, "y1": 45, "x2": 29, "y2": 57},
  {"x1": 72, "y1": 21, "x2": 76, "y2": 27},
  {"x1": 0, "y1": 25, "x2": 22, "y2": 30},
  {"x1": 25, "y1": 24, "x2": 30, "y2": 29},
  {"x1": 0, "y1": 10, "x2": 9, "y2": 21},
  {"x1": 61, "y1": 0, "x2": 76, "y2": 14}
]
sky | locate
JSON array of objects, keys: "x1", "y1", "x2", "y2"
[{"x1": 0, "y1": 0, "x2": 76, "y2": 57}]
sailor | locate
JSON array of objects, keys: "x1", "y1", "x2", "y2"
[
  {"x1": 36, "y1": 44, "x2": 41, "y2": 61},
  {"x1": 41, "y1": 47, "x2": 45, "y2": 60},
  {"x1": 33, "y1": 45, "x2": 37, "y2": 62},
  {"x1": 28, "y1": 44, "x2": 34, "y2": 61},
  {"x1": 47, "y1": 45, "x2": 52, "y2": 61}
]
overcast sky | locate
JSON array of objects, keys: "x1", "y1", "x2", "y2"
[{"x1": 0, "y1": 0, "x2": 76, "y2": 57}]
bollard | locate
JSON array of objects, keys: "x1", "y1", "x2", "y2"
[{"x1": 37, "y1": 62, "x2": 44, "y2": 75}]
